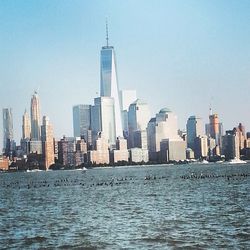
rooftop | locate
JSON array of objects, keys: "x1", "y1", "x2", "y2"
[
  {"x1": 159, "y1": 108, "x2": 172, "y2": 113},
  {"x1": 131, "y1": 99, "x2": 148, "y2": 105}
]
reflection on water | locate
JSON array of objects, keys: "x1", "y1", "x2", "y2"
[{"x1": 0, "y1": 163, "x2": 249, "y2": 249}]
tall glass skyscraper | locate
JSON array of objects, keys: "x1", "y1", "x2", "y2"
[
  {"x1": 2, "y1": 108, "x2": 13, "y2": 151},
  {"x1": 73, "y1": 104, "x2": 91, "y2": 140},
  {"x1": 186, "y1": 116, "x2": 203, "y2": 150},
  {"x1": 100, "y1": 27, "x2": 123, "y2": 139},
  {"x1": 30, "y1": 91, "x2": 41, "y2": 140}
]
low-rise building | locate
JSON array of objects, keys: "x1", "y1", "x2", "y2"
[
  {"x1": 0, "y1": 156, "x2": 9, "y2": 171},
  {"x1": 129, "y1": 148, "x2": 149, "y2": 163},
  {"x1": 111, "y1": 137, "x2": 129, "y2": 163},
  {"x1": 186, "y1": 148, "x2": 195, "y2": 159},
  {"x1": 87, "y1": 133, "x2": 110, "y2": 165},
  {"x1": 160, "y1": 139, "x2": 186, "y2": 162}
]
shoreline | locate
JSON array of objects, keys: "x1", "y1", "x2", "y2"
[{"x1": 1, "y1": 160, "x2": 250, "y2": 174}]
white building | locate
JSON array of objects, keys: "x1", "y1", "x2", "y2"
[
  {"x1": 147, "y1": 108, "x2": 185, "y2": 162},
  {"x1": 120, "y1": 90, "x2": 137, "y2": 111},
  {"x1": 129, "y1": 148, "x2": 149, "y2": 163},
  {"x1": 128, "y1": 99, "x2": 150, "y2": 148},
  {"x1": 160, "y1": 139, "x2": 186, "y2": 162},
  {"x1": 91, "y1": 97, "x2": 116, "y2": 146},
  {"x1": 88, "y1": 132, "x2": 110, "y2": 165},
  {"x1": 119, "y1": 90, "x2": 137, "y2": 135}
]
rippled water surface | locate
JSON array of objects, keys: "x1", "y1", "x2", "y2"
[{"x1": 0, "y1": 163, "x2": 250, "y2": 249}]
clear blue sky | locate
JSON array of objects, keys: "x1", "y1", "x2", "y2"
[{"x1": 0, "y1": 0, "x2": 250, "y2": 147}]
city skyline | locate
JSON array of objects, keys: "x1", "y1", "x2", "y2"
[{"x1": 1, "y1": 0, "x2": 250, "y2": 149}]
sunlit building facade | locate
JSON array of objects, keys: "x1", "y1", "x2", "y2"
[
  {"x1": 22, "y1": 109, "x2": 31, "y2": 139},
  {"x1": 100, "y1": 41, "x2": 123, "y2": 139},
  {"x1": 147, "y1": 108, "x2": 185, "y2": 162},
  {"x1": 128, "y1": 99, "x2": 150, "y2": 148},
  {"x1": 91, "y1": 97, "x2": 116, "y2": 146},
  {"x1": 41, "y1": 116, "x2": 55, "y2": 170}
]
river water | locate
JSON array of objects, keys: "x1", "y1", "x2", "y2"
[{"x1": 0, "y1": 163, "x2": 249, "y2": 249}]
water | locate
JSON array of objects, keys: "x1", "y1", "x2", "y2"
[{"x1": 0, "y1": 163, "x2": 249, "y2": 249}]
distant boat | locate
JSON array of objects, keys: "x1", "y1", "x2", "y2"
[
  {"x1": 215, "y1": 160, "x2": 224, "y2": 164},
  {"x1": 190, "y1": 159, "x2": 198, "y2": 163},
  {"x1": 26, "y1": 169, "x2": 43, "y2": 172},
  {"x1": 201, "y1": 160, "x2": 209, "y2": 164},
  {"x1": 75, "y1": 167, "x2": 88, "y2": 171},
  {"x1": 228, "y1": 158, "x2": 247, "y2": 164}
]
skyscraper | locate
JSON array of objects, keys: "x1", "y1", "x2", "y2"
[
  {"x1": 119, "y1": 90, "x2": 137, "y2": 111},
  {"x1": 186, "y1": 116, "x2": 203, "y2": 150},
  {"x1": 119, "y1": 90, "x2": 137, "y2": 135},
  {"x1": 91, "y1": 97, "x2": 116, "y2": 146},
  {"x1": 22, "y1": 109, "x2": 31, "y2": 139},
  {"x1": 128, "y1": 99, "x2": 151, "y2": 133},
  {"x1": 205, "y1": 113, "x2": 223, "y2": 154},
  {"x1": 194, "y1": 135, "x2": 208, "y2": 159},
  {"x1": 147, "y1": 108, "x2": 185, "y2": 161},
  {"x1": 128, "y1": 99, "x2": 151, "y2": 148},
  {"x1": 100, "y1": 23, "x2": 123, "y2": 138},
  {"x1": 41, "y1": 116, "x2": 54, "y2": 170},
  {"x1": 222, "y1": 129, "x2": 240, "y2": 160},
  {"x1": 30, "y1": 92, "x2": 41, "y2": 140},
  {"x1": 2, "y1": 108, "x2": 14, "y2": 152},
  {"x1": 236, "y1": 123, "x2": 246, "y2": 151},
  {"x1": 58, "y1": 137, "x2": 76, "y2": 166},
  {"x1": 209, "y1": 114, "x2": 219, "y2": 141},
  {"x1": 73, "y1": 104, "x2": 91, "y2": 140}
]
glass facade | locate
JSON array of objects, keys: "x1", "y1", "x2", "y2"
[
  {"x1": 92, "y1": 97, "x2": 116, "y2": 145},
  {"x1": 186, "y1": 116, "x2": 203, "y2": 150},
  {"x1": 100, "y1": 46, "x2": 123, "y2": 138},
  {"x1": 100, "y1": 48, "x2": 113, "y2": 96},
  {"x1": 2, "y1": 108, "x2": 13, "y2": 151},
  {"x1": 73, "y1": 105, "x2": 91, "y2": 140}
]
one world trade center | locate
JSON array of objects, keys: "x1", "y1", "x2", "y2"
[{"x1": 100, "y1": 23, "x2": 123, "y2": 139}]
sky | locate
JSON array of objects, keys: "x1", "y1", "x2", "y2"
[{"x1": 0, "y1": 0, "x2": 250, "y2": 148}]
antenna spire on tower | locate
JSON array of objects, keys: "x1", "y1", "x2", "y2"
[
  {"x1": 106, "y1": 18, "x2": 109, "y2": 47},
  {"x1": 209, "y1": 106, "x2": 212, "y2": 116},
  {"x1": 209, "y1": 96, "x2": 213, "y2": 116}
]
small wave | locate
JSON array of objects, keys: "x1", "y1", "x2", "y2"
[
  {"x1": 24, "y1": 236, "x2": 47, "y2": 245},
  {"x1": 141, "y1": 236, "x2": 168, "y2": 243},
  {"x1": 145, "y1": 194, "x2": 157, "y2": 197}
]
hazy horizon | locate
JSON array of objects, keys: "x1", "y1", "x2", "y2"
[{"x1": 1, "y1": 0, "x2": 250, "y2": 148}]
